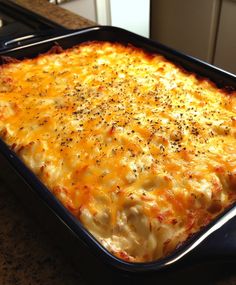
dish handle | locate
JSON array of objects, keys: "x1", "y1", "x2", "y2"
[{"x1": 0, "y1": 29, "x2": 71, "y2": 50}]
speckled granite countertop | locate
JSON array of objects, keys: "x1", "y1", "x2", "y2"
[
  {"x1": 10, "y1": 0, "x2": 95, "y2": 29},
  {"x1": 1, "y1": 1, "x2": 236, "y2": 285},
  {"x1": 0, "y1": 178, "x2": 85, "y2": 285}
]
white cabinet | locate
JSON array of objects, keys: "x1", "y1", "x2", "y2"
[
  {"x1": 109, "y1": 0, "x2": 150, "y2": 37},
  {"x1": 95, "y1": 0, "x2": 150, "y2": 37}
]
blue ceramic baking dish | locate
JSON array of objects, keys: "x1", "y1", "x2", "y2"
[{"x1": 1, "y1": 26, "x2": 236, "y2": 273}]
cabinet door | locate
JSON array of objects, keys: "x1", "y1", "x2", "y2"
[
  {"x1": 151, "y1": 0, "x2": 220, "y2": 63},
  {"x1": 214, "y1": 0, "x2": 236, "y2": 74}
]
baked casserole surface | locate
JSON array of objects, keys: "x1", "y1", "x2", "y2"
[{"x1": 1, "y1": 41, "x2": 236, "y2": 262}]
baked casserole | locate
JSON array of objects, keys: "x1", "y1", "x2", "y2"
[{"x1": 1, "y1": 41, "x2": 236, "y2": 262}]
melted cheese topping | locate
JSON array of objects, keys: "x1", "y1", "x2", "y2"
[{"x1": 1, "y1": 41, "x2": 236, "y2": 262}]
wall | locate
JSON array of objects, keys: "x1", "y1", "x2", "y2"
[{"x1": 109, "y1": 0, "x2": 150, "y2": 37}]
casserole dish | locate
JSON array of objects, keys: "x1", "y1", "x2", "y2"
[{"x1": 1, "y1": 26, "x2": 236, "y2": 273}]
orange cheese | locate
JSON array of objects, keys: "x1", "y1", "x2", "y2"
[{"x1": 1, "y1": 41, "x2": 236, "y2": 262}]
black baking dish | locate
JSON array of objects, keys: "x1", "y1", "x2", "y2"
[{"x1": 1, "y1": 26, "x2": 236, "y2": 274}]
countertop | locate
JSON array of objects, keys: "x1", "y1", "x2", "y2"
[
  {"x1": 10, "y1": 0, "x2": 95, "y2": 29},
  {"x1": 1, "y1": 1, "x2": 236, "y2": 285}
]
